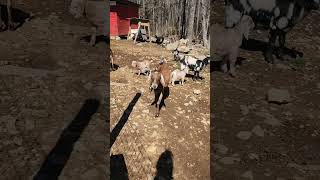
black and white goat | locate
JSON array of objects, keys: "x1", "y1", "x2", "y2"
[
  {"x1": 180, "y1": 55, "x2": 210, "y2": 80},
  {"x1": 155, "y1": 35, "x2": 164, "y2": 44},
  {"x1": 225, "y1": 0, "x2": 320, "y2": 63},
  {"x1": 172, "y1": 49, "x2": 185, "y2": 61}
]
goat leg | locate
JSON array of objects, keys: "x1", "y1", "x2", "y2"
[
  {"x1": 276, "y1": 32, "x2": 286, "y2": 59},
  {"x1": 7, "y1": 0, "x2": 13, "y2": 31},
  {"x1": 89, "y1": 26, "x2": 97, "y2": 46},
  {"x1": 264, "y1": 30, "x2": 278, "y2": 64},
  {"x1": 155, "y1": 92, "x2": 163, "y2": 117},
  {"x1": 229, "y1": 53, "x2": 237, "y2": 77},
  {"x1": 196, "y1": 71, "x2": 200, "y2": 80}
]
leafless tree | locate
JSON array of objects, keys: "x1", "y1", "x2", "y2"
[{"x1": 129, "y1": 0, "x2": 210, "y2": 47}]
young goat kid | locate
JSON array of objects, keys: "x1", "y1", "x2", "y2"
[
  {"x1": 149, "y1": 61, "x2": 171, "y2": 117},
  {"x1": 211, "y1": 15, "x2": 254, "y2": 77},
  {"x1": 171, "y1": 67, "x2": 189, "y2": 86},
  {"x1": 131, "y1": 60, "x2": 151, "y2": 76},
  {"x1": 69, "y1": 0, "x2": 108, "y2": 46}
]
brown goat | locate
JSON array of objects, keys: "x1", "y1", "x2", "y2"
[{"x1": 149, "y1": 61, "x2": 171, "y2": 117}]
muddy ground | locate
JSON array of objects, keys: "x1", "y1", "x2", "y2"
[
  {"x1": 212, "y1": 1, "x2": 320, "y2": 179},
  {"x1": 110, "y1": 40, "x2": 210, "y2": 179},
  {"x1": 0, "y1": 1, "x2": 108, "y2": 179}
]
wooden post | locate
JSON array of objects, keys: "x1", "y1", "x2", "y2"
[
  {"x1": 134, "y1": 22, "x2": 141, "y2": 44},
  {"x1": 127, "y1": 25, "x2": 131, "y2": 40},
  {"x1": 148, "y1": 24, "x2": 151, "y2": 43}
]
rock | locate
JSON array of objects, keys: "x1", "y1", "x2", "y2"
[
  {"x1": 150, "y1": 37, "x2": 157, "y2": 42},
  {"x1": 13, "y1": 137, "x2": 23, "y2": 146},
  {"x1": 219, "y1": 157, "x2": 240, "y2": 165},
  {"x1": 267, "y1": 88, "x2": 291, "y2": 104},
  {"x1": 252, "y1": 125, "x2": 264, "y2": 137},
  {"x1": 248, "y1": 153, "x2": 259, "y2": 160},
  {"x1": 32, "y1": 110, "x2": 48, "y2": 118},
  {"x1": 177, "y1": 46, "x2": 191, "y2": 53},
  {"x1": 84, "y1": 82, "x2": 93, "y2": 90},
  {"x1": 2, "y1": 115, "x2": 18, "y2": 135},
  {"x1": 146, "y1": 144, "x2": 157, "y2": 155},
  {"x1": 241, "y1": 171, "x2": 254, "y2": 180},
  {"x1": 275, "y1": 63, "x2": 291, "y2": 70},
  {"x1": 214, "y1": 144, "x2": 228, "y2": 155},
  {"x1": 255, "y1": 111, "x2": 281, "y2": 126},
  {"x1": 179, "y1": 38, "x2": 189, "y2": 46},
  {"x1": 240, "y1": 105, "x2": 249, "y2": 115},
  {"x1": 236, "y1": 131, "x2": 252, "y2": 140},
  {"x1": 193, "y1": 89, "x2": 201, "y2": 95},
  {"x1": 166, "y1": 42, "x2": 179, "y2": 51}
]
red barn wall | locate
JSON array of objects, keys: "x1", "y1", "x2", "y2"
[{"x1": 110, "y1": 4, "x2": 139, "y2": 36}]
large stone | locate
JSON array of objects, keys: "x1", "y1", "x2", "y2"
[
  {"x1": 193, "y1": 89, "x2": 201, "y2": 95},
  {"x1": 241, "y1": 171, "x2": 254, "y2": 180},
  {"x1": 267, "y1": 88, "x2": 291, "y2": 104},
  {"x1": 236, "y1": 131, "x2": 252, "y2": 140},
  {"x1": 219, "y1": 157, "x2": 240, "y2": 165},
  {"x1": 255, "y1": 111, "x2": 281, "y2": 126},
  {"x1": 252, "y1": 125, "x2": 265, "y2": 137},
  {"x1": 177, "y1": 46, "x2": 191, "y2": 53},
  {"x1": 214, "y1": 144, "x2": 228, "y2": 155},
  {"x1": 179, "y1": 38, "x2": 189, "y2": 46},
  {"x1": 166, "y1": 42, "x2": 179, "y2": 51},
  {"x1": 240, "y1": 105, "x2": 249, "y2": 115}
]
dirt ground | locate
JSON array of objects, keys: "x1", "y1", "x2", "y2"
[
  {"x1": 212, "y1": 1, "x2": 320, "y2": 179},
  {"x1": 110, "y1": 40, "x2": 210, "y2": 179},
  {"x1": 0, "y1": 1, "x2": 108, "y2": 179}
]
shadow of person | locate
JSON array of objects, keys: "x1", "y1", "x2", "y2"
[
  {"x1": 154, "y1": 150, "x2": 174, "y2": 180},
  {"x1": 110, "y1": 93, "x2": 141, "y2": 148},
  {"x1": 110, "y1": 154, "x2": 129, "y2": 180},
  {"x1": 33, "y1": 99, "x2": 100, "y2": 180}
]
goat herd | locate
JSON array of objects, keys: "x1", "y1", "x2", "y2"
[
  {"x1": 212, "y1": 0, "x2": 320, "y2": 77},
  {"x1": 129, "y1": 48, "x2": 210, "y2": 117},
  {"x1": 114, "y1": 0, "x2": 320, "y2": 117}
]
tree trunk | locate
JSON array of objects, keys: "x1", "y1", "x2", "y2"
[
  {"x1": 195, "y1": 0, "x2": 201, "y2": 38},
  {"x1": 181, "y1": 0, "x2": 186, "y2": 39},
  {"x1": 187, "y1": 0, "x2": 197, "y2": 40},
  {"x1": 201, "y1": 0, "x2": 209, "y2": 47}
]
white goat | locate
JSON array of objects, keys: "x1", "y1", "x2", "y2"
[
  {"x1": 171, "y1": 67, "x2": 189, "y2": 86},
  {"x1": 69, "y1": 0, "x2": 108, "y2": 46},
  {"x1": 211, "y1": 15, "x2": 255, "y2": 77}
]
